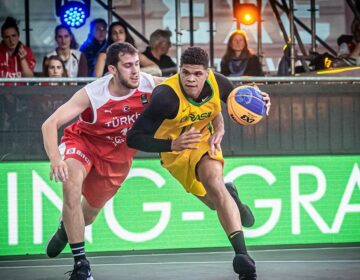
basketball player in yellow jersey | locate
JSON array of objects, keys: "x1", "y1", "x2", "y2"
[{"x1": 127, "y1": 47, "x2": 270, "y2": 280}]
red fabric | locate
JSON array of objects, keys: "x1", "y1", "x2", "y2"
[
  {"x1": 61, "y1": 137, "x2": 130, "y2": 208},
  {"x1": 62, "y1": 89, "x2": 151, "y2": 164},
  {"x1": 0, "y1": 42, "x2": 36, "y2": 78},
  {"x1": 60, "y1": 87, "x2": 152, "y2": 208}
]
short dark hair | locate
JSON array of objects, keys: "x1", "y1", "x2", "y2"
[
  {"x1": 106, "y1": 42, "x2": 138, "y2": 66},
  {"x1": 180, "y1": 47, "x2": 209, "y2": 68},
  {"x1": 1, "y1": 17, "x2": 19, "y2": 37}
]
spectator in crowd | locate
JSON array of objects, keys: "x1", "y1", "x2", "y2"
[
  {"x1": 349, "y1": 19, "x2": 360, "y2": 65},
  {"x1": 80, "y1": 18, "x2": 107, "y2": 76},
  {"x1": 43, "y1": 24, "x2": 87, "y2": 78},
  {"x1": 94, "y1": 21, "x2": 160, "y2": 77},
  {"x1": 43, "y1": 55, "x2": 68, "y2": 77},
  {"x1": 142, "y1": 29, "x2": 176, "y2": 76},
  {"x1": 0, "y1": 16, "x2": 35, "y2": 78},
  {"x1": 334, "y1": 19, "x2": 360, "y2": 67},
  {"x1": 220, "y1": 29, "x2": 263, "y2": 77}
]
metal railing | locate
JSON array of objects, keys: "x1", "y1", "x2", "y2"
[{"x1": 1, "y1": 76, "x2": 360, "y2": 85}]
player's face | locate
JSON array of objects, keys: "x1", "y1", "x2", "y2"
[
  {"x1": 113, "y1": 53, "x2": 140, "y2": 89},
  {"x1": 55, "y1": 28, "x2": 71, "y2": 50},
  {"x1": 2, "y1": 28, "x2": 19, "y2": 50},
  {"x1": 48, "y1": 60, "x2": 64, "y2": 77},
  {"x1": 179, "y1": 64, "x2": 209, "y2": 99}
]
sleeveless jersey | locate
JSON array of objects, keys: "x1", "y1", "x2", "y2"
[
  {"x1": 62, "y1": 72, "x2": 155, "y2": 163},
  {"x1": 154, "y1": 69, "x2": 221, "y2": 143}
]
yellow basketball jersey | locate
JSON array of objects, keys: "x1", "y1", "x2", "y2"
[
  {"x1": 154, "y1": 69, "x2": 224, "y2": 196},
  {"x1": 154, "y1": 69, "x2": 221, "y2": 142}
]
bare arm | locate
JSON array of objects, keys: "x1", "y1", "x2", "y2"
[
  {"x1": 139, "y1": 53, "x2": 157, "y2": 67},
  {"x1": 94, "y1": 52, "x2": 106, "y2": 77},
  {"x1": 208, "y1": 113, "x2": 225, "y2": 156},
  {"x1": 41, "y1": 88, "x2": 91, "y2": 181}
]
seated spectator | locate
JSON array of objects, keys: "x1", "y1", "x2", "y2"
[
  {"x1": 43, "y1": 24, "x2": 87, "y2": 78},
  {"x1": 0, "y1": 17, "x2": 35, "y2": 77},
  {"x1": 94, "y1": 21, "x2": 160, "y2": 77},
  {"x1": 349, "y1": 19, "x2": 360, "y2": 65},
  {"x1": 43, "y1": 55, "x2": 68, "y2": 77},
  {"x1": 142, "y1": 29, "x2": 176, "y2": 76},
  {"x1": 220, "y1": 29, "x2": 263, "y2": 77},
  {"x1": 80, "y1": 18, "x2": 107, "y2": 76}
]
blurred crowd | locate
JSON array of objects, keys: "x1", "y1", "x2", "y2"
[
  {"x1": 0, "y1": 16, "x2": 266, "y2": 80},
  {"x1": 1, "y1": 15, "x2": 360, "y2": 80}
]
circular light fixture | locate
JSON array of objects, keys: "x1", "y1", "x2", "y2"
[{"x1": 60, "y1": 1, "x2": 88, "y2": 28}]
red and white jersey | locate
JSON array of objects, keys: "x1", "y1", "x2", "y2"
[{"x1": 62, "y1": 72, "x2": 155, "y2": 163}]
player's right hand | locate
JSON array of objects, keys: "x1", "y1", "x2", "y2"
[
  {"x1": 171, "y1": 127, "x2": 201, "y2": 151},
  {"x1": 50, "y1": 159, "x2": 69, "y2": 182}
]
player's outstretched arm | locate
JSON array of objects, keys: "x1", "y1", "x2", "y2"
[{"x1": 41, "y1": 88, "x2": 91, "y2": 182}]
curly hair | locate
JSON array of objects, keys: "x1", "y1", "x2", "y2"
[{"x1": 180, "y1": 47, "x2": 209, "y2": 68}]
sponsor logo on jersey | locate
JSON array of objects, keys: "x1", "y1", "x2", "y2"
[
  {"x1": 66, "y1": 148, "x2": 90, "y2": 164},
  {"x1": 179, "y1": 111, "x2": 212, "y2": 123}
]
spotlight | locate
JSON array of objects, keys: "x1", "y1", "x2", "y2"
[
  {"x1": 233, "y1": 2, "x2": 259, "y2": 25},
  {"x1": 55, "y1": 0, "x2": 90, "y2": 28}
]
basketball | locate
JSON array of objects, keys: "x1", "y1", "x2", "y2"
[{"x1": 227, "y1": 85, "x2": 266, "y2": 125}]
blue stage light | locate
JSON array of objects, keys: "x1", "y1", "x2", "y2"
[{"x1": 56, "y1": 0, "x2": 90, "y2": 28}]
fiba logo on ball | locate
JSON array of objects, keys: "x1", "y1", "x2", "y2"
[{"x1": 227, "y1": 85, "x2": 266, "y2": 125}]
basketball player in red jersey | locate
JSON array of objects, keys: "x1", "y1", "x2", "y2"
[{"x1": 41, "y1": 42, "x2": 163, "y2": 280}]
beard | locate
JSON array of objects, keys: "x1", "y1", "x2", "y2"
[{"x1": 117, "y1": 76, "x2": 139, "y2": 89}]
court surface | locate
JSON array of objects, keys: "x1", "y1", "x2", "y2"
[{"x1": 0, "y1": 246, "x2": 359, "y2": 280}]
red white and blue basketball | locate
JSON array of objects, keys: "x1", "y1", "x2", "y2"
[{"x1": 227, "y1": 85, "x2": 266, "y2": 125}]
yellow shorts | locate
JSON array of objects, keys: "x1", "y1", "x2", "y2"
[{"x1": 160, "y1": 140, "x2": 224, "y2": 196}]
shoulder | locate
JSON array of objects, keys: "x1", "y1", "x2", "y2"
[
  {"x1": 152, "y1": 84, "x2": 178, "y2": 103},
  {"x1": 139, "y1": 72, "x2": 156, "y2": 92},
  {"x1": 71, "y1": 49, "x2": 82, "y2": 59},
  {"x1": 85, "y1": 74, "x2": 111, "y2": 93},
  {"x1": 24, "y1": 45, "x2": 34, "y2": 55},
  {"x1": 214, "y1": 72, "x2": 233, "y2": 87},
  {"x1": 248, "y1": 54, "x2": 261, "y2": 62}
]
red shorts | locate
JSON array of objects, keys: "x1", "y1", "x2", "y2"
[{"x1": 59, "y1": 138, "x2": 132, "y2": 208}]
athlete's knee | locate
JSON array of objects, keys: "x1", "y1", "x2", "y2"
[{"x1": 82, "y1": 198, "x2": 101, "y2": 226}]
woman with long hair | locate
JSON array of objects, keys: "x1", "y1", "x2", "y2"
[
  {"x1": 94, "y1": 21, "x2": 160, "y2": 77},
  {"x1": 43, "y1": 25, "x2": 87, "y2": 77},
  {"x1": 43, "y1": 55, "x2": 68, "y2": 77},
  {"x1": 221, "y1": 29, "x2": 263, "y2": 77}
]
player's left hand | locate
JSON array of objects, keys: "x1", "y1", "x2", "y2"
[{"x1": 208, "y1": 127, "x2": 224, "y2": 156}]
